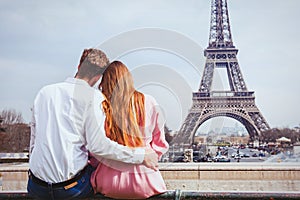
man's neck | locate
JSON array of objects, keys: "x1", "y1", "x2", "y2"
[
  {"x1": 75, "y1": 75, "x2": 101, "y2": 87},
  {"x1": 75, "y1": 75, "x2": 91, "y2": 86}
]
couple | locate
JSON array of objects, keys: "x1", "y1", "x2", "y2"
[{"x1": 27, "y1": 48, "x2": 169, "y2": 199}]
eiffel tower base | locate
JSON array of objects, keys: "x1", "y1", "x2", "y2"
[{"x1": 171, "y1": 92, "x2": 269, "y2": 145}]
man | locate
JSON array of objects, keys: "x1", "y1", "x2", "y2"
[{"x1": 27, "y1": 48, "x2": 159, "y2": 199}]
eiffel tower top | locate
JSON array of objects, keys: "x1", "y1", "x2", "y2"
[{"x1": 208, "y1": 0, "x2": 235, "y2": 49}]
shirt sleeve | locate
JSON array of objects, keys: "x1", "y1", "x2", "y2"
[
  {"x1": 85, "y1": 92, "x2": 145, "y2": 164},
  {"x1": 149, "y1": 96, "x2": 169, "y2": 159}
]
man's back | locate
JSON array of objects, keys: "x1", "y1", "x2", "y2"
[{"x1": 29, "y1": 78, "x2": 104, "y2": 183}]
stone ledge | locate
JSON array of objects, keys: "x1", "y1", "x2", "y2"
[
  {"x1": 1, "y1": 190, "x2": 300, "y2": 200},
  {"x1": 2, "y1": 163, "x2": 300, "y2": 172},
  {"x1": 1, "y1": 163, "x2": 300, "y2": 191},
  {"x1": 159, "y1": 163, "x2": 300, "y2": 171}
]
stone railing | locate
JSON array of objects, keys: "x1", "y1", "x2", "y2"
[
  {"x1": 1, "y1": 190, "x2": 300, "y2": 200},
  {"x1": 1, "y1": 162, "x2": 300, "y2": 199},
  {"x1": 159, "y1": 163, "x2": 300, "y2": 191}
]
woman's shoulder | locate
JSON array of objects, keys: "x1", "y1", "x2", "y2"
[
  {"x1": 143, "y1": 93, "x2": 158, "y2": 105},
  {"x1": 143, "y1": 94, "x2": 163, "y2": 118}
]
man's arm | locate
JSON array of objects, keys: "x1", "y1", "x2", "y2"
[{"x1": 85, "y1": 94, "x2": 158, "y2": 170}]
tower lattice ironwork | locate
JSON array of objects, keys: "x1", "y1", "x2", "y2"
[{"x1": 172, "y1": 0, "x2": 270, "y2": 144}]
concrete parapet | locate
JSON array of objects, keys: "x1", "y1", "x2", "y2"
[
  {"x1": 0, "y1": 163, "x2": 300, "y2": 192},
  {"x1": 160, "y1": 163, "x2": 300, "y2": 191},
  {"x1": 1, "y1": 190, "x2": 300, "y2": 200}
]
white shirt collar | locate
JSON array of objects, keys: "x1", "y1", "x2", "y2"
[{"x1": 65, "y1": 77, "x2": 90, "y2": 87}]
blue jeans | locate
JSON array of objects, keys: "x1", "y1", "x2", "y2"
[{"x1": 27, "y1": 165, "x2": 94, "y2": 200}]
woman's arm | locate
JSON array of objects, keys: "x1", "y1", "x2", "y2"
[{"x1": 149, "y1": 98, "x2": 169, "y2": 159}]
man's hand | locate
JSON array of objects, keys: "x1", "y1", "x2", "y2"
[{"x1": 142, "y1": 148, "x2": 158, "y2": 171}]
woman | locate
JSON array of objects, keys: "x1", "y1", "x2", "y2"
[{"x1": 90, "y1": 61, "x2": 169, "y2": 199}]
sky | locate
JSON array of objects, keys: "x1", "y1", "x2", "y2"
[{"x1": 0, "y1": 0, "x2": 299, "y2": 132}]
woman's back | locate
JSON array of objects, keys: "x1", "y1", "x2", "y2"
[
  {"x1": 91, "y1": 61, "x2": 169, "y2": 199},
  {"x1": 91, "y1": 94, "x2": 169, "y2": 199}
]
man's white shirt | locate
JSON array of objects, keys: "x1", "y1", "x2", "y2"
[{"x1": 29, "y1": 78, "x2": 144, "y2": 183}]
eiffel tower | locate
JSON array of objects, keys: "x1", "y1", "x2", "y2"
[{"x1": 172, "y1": 0, "x2": 270, "y2": 144}]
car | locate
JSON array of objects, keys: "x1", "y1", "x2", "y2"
[
  {"x1": 243, "y1": 153, "x2": 250, "y2": 158},
  {"x1": 213, "y1": 155, "x2": 230, "y2": 162},
  {"x1": 193, "y1": 156, "x2": 203, "y2": 162},
  {"x1": 258, "y1": 153, "x2": 265, "y2": 157},
  {"x1": 173, "y1": 156, "x2": 185, "y2": 162},
  {"x1": 252, "y1": 153, "x2": 258, "y2": 157},
  {"x1": 199, "y1": 156, "x2": 213, "y2": 162},
  {"x1": 218, "y1": 157, "x2": 230, "y2": 162}
]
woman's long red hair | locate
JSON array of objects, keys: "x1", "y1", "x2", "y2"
[{"x1": 100, "y1": 61, "x2": 145, "y2": 147}]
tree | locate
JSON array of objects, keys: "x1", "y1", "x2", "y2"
[
  {"x1": 0, "y1": 109, "x2": 24, "y2": 125},
  {"x1": 0, "y1": 117, "x2": 5, "y2": 132},
  {"x1": 164, "y1": 124, "x2": 173, "y2": 143},
  {"x1": 0, "y1": 109, "x2": 29, "y2": 152},
  {"x1": 260, "y1": 128, "x2": 300, "y2": 144}
]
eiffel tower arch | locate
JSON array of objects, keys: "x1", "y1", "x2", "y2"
[{"x1": 172, "y1": 0, "x2": 270, "y2": 144}]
